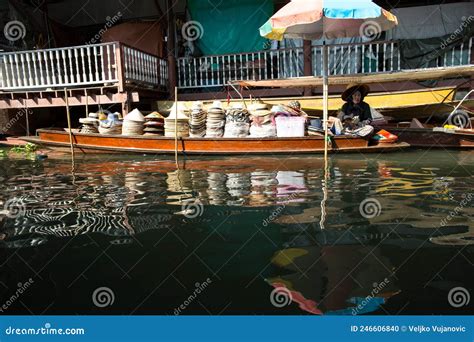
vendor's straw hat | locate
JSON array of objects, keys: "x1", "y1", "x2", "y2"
[{"x1": 341, "y1": 83, "x2": 370, "y2": 102}]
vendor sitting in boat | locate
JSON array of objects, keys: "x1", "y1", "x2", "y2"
[{"x1": 339, "y1": 83, "x2": 372, "y2": 124}]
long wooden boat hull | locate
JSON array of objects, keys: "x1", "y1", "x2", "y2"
[
  {"x1": 21, "y1": 129, "x2": 409, "y2": 155},
  {"x1": 379, "y1": 127, "x2": 474, "y2": 148}
]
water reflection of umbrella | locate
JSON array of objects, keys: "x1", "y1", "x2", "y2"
[{"x1": 260, "y1": 1, "x2": 398, "y2": 158}]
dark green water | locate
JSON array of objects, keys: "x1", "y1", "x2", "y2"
[{"x1": 0, "y1": 149, "x2": 472, "y2": 315}]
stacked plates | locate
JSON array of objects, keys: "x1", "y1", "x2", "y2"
[
  {"x1": 79, "y1": 112, "x2": 99, "y2": 134},
  {"x1": 99, "y1": 113, "x2": 123, "y2": 135},
  {"x1": 122, "y1": 109, "x2": 145, "y2": 136},
  {"x1": 224, "y1": 105, "x2": 250, "y2": 137},
  {"x1": 189, "y1": 102, "x2": 207, "y2": 137},
  {"x1": 206, "y1": 101, "x2": 225, "y2": 138},
  {"x1": 165, "y1": 104, "x2": 189, "y2": 138},
  {"x1": 248, "y1": 103, "x2": 276, "y2": 138},
  {"x1": 144, "y1": 112, "x2": 165, "y2": 136}
]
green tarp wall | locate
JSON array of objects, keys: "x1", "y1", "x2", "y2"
[{"x1": 187, "y1": 0, "x2": 273, "y2": 55}]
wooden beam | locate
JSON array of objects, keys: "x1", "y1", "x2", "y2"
[
  {"x1": 0, "y1": 92, "x2": 139, "y2": 109},
  {"x1": 235, "y1": 66, "x2": 474, "y2": 88}
]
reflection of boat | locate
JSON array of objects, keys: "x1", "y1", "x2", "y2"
[
  {"x1": 22, "y1": 128, "x2": 409, "y2": 155},
  {"x1": 378, "y1": 124, "x2": 474, "y2": 148}
]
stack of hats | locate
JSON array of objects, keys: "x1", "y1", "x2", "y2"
[
  {"x1": 189, "y1": 102, "x2": 207, "y2": 137},
  {"x1": 248, "y1": 103, "x2": 276, "y2": 138},
  {"x1": 164, "y1": 103, "x2": 189, "y2": 138},
  {"x1": 99, "y1": 113, "x2": 123, "y2": 135},
  {"x1": 224, "y1": 103, "x2": 250, "y2": 137},
  {"x1": 143, "y1": 112, "x2": 165, "y2": 136},
  {"x1": 206, "y1": 101, "x2": 226, "y2": 138},
  {"x1": 122, "y1": 108, "x2": 145, "y2": 136},
  {"x1": 79, "y1": 112, "x2": 100, "y2": 133}
]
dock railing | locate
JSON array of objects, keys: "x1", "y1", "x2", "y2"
[
  {"x1": 0, "y1": 42, "x2": 168, "y2": 92},
  {"x1": 177, "y1": 37, "x2": 474, "y2": 88}
]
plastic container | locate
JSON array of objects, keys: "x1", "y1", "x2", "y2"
[{"x1": 275, "y1": 116, "x2": 306, "y2": 137}]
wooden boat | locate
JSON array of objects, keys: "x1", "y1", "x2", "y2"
[
  {"x1": 20, "y1": 128, "x2": 409, "y2": 154},
  {"x1": 377, "y1": 125, "x2": 474, "y2": 148}
]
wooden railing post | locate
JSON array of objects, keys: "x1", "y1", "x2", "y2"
[
  {"x1": 167, "y1": 0, "x2": 177, "y2": 99},
  {"x1": 303, "y1": 40, "x2": 313, "y2": 96},
  {"x1": 115, "y1": 42, "x2": 126, "y2": 93}
]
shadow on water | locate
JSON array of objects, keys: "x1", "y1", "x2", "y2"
[{"x1": 0, "y1": 149, "x2": 472, "y2": 314}]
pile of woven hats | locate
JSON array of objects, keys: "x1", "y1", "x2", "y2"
[
  {"x1": 79, "y1": 112, "x2": 100, "y2": 133},
  {"x1": 206, "y1": 101, "x2": 226, "y2": 138},
  {"x1": 144, "y1": 112, "x2": 165, "y2": 136},
  {"x1": 99, "y1": 112, "x2": 123, "y2": 135},
  {"x1": 122, "y1": 108, "x2": 145, "y2": 136},
  {"x1": 248, "y1": 103, "x2": 276, "y2": 137},
  {"x1": 224, "y1": 103, "x2": 250, "y2": 137},
  {"x1": 189, "y1": 101, "x2": 207, "y2": 137},
  {"x1": 165, "y1": 103, "x2": 189, "y2": 138}
]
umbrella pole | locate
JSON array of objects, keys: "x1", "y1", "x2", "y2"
[{"x1": 322, "y1": 42, "x2": 329, "y2": 161}]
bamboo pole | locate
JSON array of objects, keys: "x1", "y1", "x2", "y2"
[
  {"x1": 322, "y1": 43, "x2": 329, "y2": 162},
  {"x1": 64, "y1": 88, "x2": 75, "y2": 160},
  {"x1": 23, "y1": 99, "x2": 30, "y2": 137}
]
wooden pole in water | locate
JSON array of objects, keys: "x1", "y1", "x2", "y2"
[
  {"x1": 174, "y1": 86, "x2": 178, "y2": 169},
  {"x1": 64, "y1": 88, "x2": 75, "y2": 159},
  {"x1": 322, "y1": 42, "x2": 329, "y2": 162},
  {"x1": 23, "y1": 98, "x2": 30, "y2": 137}
]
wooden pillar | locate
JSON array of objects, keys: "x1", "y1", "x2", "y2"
[
  {"x1": 167, "y1": 0, "x2": 177, "y2": 100},
  {"x1": 303, "y1": 39, "x2": 313, "y2": 96}
]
